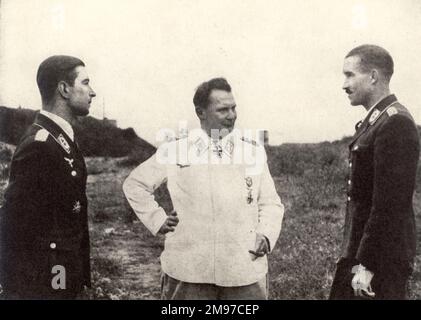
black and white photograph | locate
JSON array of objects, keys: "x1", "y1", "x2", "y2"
[{"x1": 0, "y1": 0, "x2": 421, "y2": 303}]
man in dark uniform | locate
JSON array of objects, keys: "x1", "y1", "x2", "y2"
[
  {"x1": 0, "y1": 55, "x2": 96, "y2": 299},
  {"x1": 330, "y1": 45, "x2": 419, "y2": 300}
]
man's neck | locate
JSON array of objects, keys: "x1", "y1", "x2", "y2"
[
  {"x1": 43, "y1": 101, "x2": 75, "y2": 124},
  {"x1": 201, "y1": 125, "x2": 232, "y2": 141},
  {"x1": 363, "y1": 89, "x2": 391, "y2": 111}
]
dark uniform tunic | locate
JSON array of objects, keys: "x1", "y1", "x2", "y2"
[
  {"x1": 330, "y1": 95, "x2": 419, "y2": 300},
  {"x1": 0, "y1": 113, "x2": 90, "y2": 299}
]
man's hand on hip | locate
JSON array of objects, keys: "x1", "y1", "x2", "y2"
[
  {"x1": 351, "y1": 264, "x2": 375, "y2": 298},
  {"x1": 158, "y1": 210, "x2": 179, "y2": 234},
  {"x1": 249, "y1": 233, "x2": 270, "y2": 261}
]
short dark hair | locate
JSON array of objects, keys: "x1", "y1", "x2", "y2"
[
  {"x1": 346, "y1": 44, "x2": 394, "y2": 81},
  {"x1": 36, "y1": 55, "x2": 85, "y2": 104},
  {"x1": 193, "y1": 77, "x2": 232, "y2": 109}
]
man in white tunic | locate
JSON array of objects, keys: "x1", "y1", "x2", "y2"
[{"x1": 123, "y1": 78, "x2": 284, "y2": 299}]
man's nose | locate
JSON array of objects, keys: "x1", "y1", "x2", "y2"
[
  {"x1": 342, "y1": 80, "x2": 349, "y2": 91},
  {"x1": 227, "y1": 109, "x2": 236, "y2": 120},
  {"x1": 90, "y1": 88, "x2": 97, "y2": 97}
]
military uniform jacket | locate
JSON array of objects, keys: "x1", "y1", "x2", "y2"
[
  {"x1": 340, "y1": 95, "x2": 419, "y2": 275},
  {"x1": 0, "y1": 113, "x2": 90, "y2": 295},
  {"x1": 123, "y1": 129, "x2": 284, "y2": 286}
]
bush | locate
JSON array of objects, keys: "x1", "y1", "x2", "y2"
[
  {"x1": 0, "y1": 144, "x2": 13, "y2": 181},
  {"x1": 118, "y1": 145, "x2": 156, "y2": 167},
  {"x1": 0, "y1": 106, "x2": 156, "y2": 158}
]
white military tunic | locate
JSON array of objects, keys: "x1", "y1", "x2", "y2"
[{"x1": 123, "y1": 129, "x2": 284, "y2": 286}]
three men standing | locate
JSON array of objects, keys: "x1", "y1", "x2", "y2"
[
  {"x1": 330, "y1": 45, "x2": 419, "y2": 300},
  {"x1": 123, "y1": 78, "x2": 284, "y2": 299},
  {"x1": 0, "y1": 46, "x2": 418, "y2": 300},
  {"x1": 0, "y1": 55, "x2": 96, "y2": 299}
]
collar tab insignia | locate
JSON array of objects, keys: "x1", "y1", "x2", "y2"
[
  {"x1": 194, "y1": 137, "x2": 208, "y2": 156},
  {"x1": 224, "y1": 139, "x2": 234, "y2": 156},
  {"x1": 369, "y1": 109, "x2": 380, "y2": 124},
  {"x1": 58, "y1": 134, "x2": 71, "y2": 154}
]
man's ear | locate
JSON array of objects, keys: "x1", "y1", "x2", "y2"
[
  {"x1": 370, "y1": 69, "x2": 379, "y2": 84},
  {"x1": 57, "y1": 81, "x2": 71, "y2": 99},
  {"x1": 195, "y1": 106, "x2": 207, "y2": 120}
]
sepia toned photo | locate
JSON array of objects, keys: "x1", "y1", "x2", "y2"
[{"x1": 1, "y1": 0, "x2": 421, "y2": 302}]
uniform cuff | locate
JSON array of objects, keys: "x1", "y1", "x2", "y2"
[{"x1": 149, "y1": 208, "x2": 169, "y2": 236}]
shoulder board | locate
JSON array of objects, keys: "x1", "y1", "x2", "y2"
[
  {"x1": 166, "y1": 135, "x2": 187, "y2": 142},
  {"x1": 240, "y1": 137, "x2": 257, "y2": 146},
  {"x1": 176, "y1": 135, "x2": 189, "y2": 141},
  {"x1": 386, "y1": 106, "x2": 398, "y2": 117},
  {"x1": 369, "y1": 102, "x2": 400, "y2": 126},
  {"x1": 34, "y1": 129, "x2": 50, "y2": 142}
]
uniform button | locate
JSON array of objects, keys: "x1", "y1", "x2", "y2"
[
  {"x1": 349, "y1": 162, "x2": 352, "y2": 168},
  {"x1": 353, "y1": 146, "x2": 359, "y2": 151},
  {"x1": 71, "y1": 170, "x2": 77, "y2": 177},
  {"x1": 348, "y1": 180, "x2": 351, "y2": 185},
  {"x1": 50, "y1": 242, "x2": 56, "y2": 249},
  {"x1": 347, "y1": 196, "x2": 351, "y2": 201}
]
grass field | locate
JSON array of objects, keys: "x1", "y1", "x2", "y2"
[
  {"x1": 83, "y1": 140, "x2": 421, "y2": 300},
  {"x1": 1, "y1": 140, "x2": 421, "y2": 299}
]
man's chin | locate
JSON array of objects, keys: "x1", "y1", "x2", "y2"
[
  {"x1": 72, "y1": 107, "x2": 90, "y2": 117},
  {"x1": 349, "y1": 99, "x2": 360, "y2": 106},
  {"x1": 224, "y1": 124, "x2": 235, "y2": 131}
]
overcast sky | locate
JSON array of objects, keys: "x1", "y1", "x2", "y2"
[{"x1": 1, "y1": 0, "x2": 421, "y2": 145}]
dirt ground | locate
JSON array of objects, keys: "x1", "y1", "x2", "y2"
[{"x1": 84, "y1": 159, "x2": 165, "y2": 299}]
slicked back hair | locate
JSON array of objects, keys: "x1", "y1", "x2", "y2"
[
  {"x1": 346, "y1": 44, "x2": 394, "y2": 81},
  {"x1": 36, "y1": 55, "x2": 85, "y2": 105},
  {"x1": 193, "y1": 77, "x2": 232, "y2": 110}
]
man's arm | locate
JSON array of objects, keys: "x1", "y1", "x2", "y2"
[
  {"x1": 0, "y1": 138, "x2": 54, "y2": 287},
  {"x1": 255, "y1": 151, "x2": 285, "y2": 254},
  {"x1": 356, "y1": 114, "x2": 419, "y2": 273},
  {"x1": 122, "y1": 153, "x2": 170, "y2": 236},
  {"x1": 3, "y1": 139, "x2": 54, "y2": 238}
]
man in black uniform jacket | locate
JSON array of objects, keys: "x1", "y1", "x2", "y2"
[
  {"x1": 330, "y1": 45, "x2": 419, "y2": 300},
  {"x1": 0, "y1": 55, "x2": 96, "y2": 299}
]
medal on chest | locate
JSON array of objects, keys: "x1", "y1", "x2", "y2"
[
  {"x1": 72, "y1": 200, "x2": 82, "y2": 213},
  {"x1": 245, "y1": 176, "x2": 253, "y2": 204}
]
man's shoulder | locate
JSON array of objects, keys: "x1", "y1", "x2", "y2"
[
  {"x1": 238, "y1": 136, "x2": 265, "y2": 152},
  {"x1": 240, "y1": 136, "x2": 258, "y2": 146},
  {"x1": 15, "y1": 125, "x2": 56, "y2": 156},
  {"x1": 381, "y1": 103, "x2": 416, "y2": 126},
  {"x1": 371, "y1": 103, "x2": 420, "y2": 148},
  {"x1": 21, "y1": 124, "x2": 55, "y2": 144},
  {"x1": 372, "y1": 102, "x2": 415, "y2": 129},
  {"x1": 390, "y1": 103, "x2": 416, "y2": 121}
]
